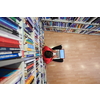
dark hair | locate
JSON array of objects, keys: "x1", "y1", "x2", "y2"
[{"x1": 44, "y1": 51, "x2": 53, "y2": 58}]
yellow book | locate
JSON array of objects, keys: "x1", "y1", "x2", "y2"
[{"x1": 25, "y1": 76, "x2": 34, "y2": 84}]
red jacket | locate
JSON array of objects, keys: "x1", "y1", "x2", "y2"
[{"x1": 42, "y1": 46, "x2": 53, "y2": 64}]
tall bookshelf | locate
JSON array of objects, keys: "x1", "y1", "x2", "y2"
[
  {"x1": 0, "y1": 17, "x2": 46, "y2": 84},
  {"x1": 41, "y1": 17, "x2": 100, "y2": 35}
]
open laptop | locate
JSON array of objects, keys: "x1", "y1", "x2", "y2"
[{"x1": 53, "y1": 49, "x2": 65, "y2": 59}]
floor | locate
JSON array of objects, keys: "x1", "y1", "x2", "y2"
[{"x1": 44, "y1": 31, "x2": 100, "y2": 84}]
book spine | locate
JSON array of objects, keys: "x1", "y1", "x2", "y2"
[
  {"x1": 0, "y1": 42, "x2": 20, "y2": 48},
  {"x1": 0, "y1": 53, "x2": 21, "y2": 60},
  {"x1": 0, "y1": 36, "x2": 20, "y2": 45},
  {"x1": 0, "y1": 47, "x2": 20, "y2": 51},
  {"x1": 26, "y1": 63, "x2": 34, "y2": 69}
]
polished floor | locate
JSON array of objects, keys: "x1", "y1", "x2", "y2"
[{"x1": 44, "y1": 31, "x2": 100, "y2": 84}]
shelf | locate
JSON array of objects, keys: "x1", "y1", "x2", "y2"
[
  {"x1": 41, "y1": 19, "x2": 100, "y2": 26},
  {"x1": 44, "y1": 26, "x2": 100, "y2": 32},
  {"x1": 0, "y1": 58, "x2": 23, "y2": 67},
  {"x1": 23, "y1": 56, "x2": 41, "y2": 61}
]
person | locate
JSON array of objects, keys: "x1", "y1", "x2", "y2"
[{"x1": 42, "y1": 45, "x2": 63, "y2": 64}]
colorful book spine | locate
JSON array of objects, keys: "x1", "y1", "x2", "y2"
[
  {"x1": 0, "y1": 42, "x2": 20, "y2": 48},
  {"x1": 0, "y1": 53, "x2": 21, "y2": 60},
  {"x1": 0, "y1": 36, "x2": 20, "y2": 45}
]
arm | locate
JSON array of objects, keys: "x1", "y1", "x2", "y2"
[
  {"x1": 52, "y1": 55, "x2": 58, "y2": 59},
  {"x1": 52, "y1": 50, "x2": 57, "y2": 53}
]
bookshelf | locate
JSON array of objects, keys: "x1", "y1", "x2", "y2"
[
  {"x1": 41, "y1": 17, "x2": 100, "y2": 35},
  {"x1": 0, "y1": 17, "x2": 46, "y2": 84}
]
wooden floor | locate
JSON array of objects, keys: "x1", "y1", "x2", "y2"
[{"x1": 44, "y1": 31, "x2": 100, "y2": 84}]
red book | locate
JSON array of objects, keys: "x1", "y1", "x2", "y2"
[
  {"x1": 0, "y1": 42, "x2": 20, "y2": 48},
  {"x1": 0, "y1": 36, "x2": 20, "y2": 45},
  {"x1": 26, "y1": 63, "x2": 34, "y2": 69}
]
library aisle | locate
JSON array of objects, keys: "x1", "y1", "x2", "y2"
[{"x1": 45, "y1": 31, "x2": 100, "y2": 84}]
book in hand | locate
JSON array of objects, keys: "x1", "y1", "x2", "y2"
[{"x1": 0, "y1": 53, "x2": 22, "y2": 60}]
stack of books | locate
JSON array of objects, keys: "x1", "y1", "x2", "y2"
[
  {"x1": 24, "y1": 60, "x2": 35, "y2": 84},
  {"x1": 0, "y1": 67, "x2": 22, "y2": 84}
]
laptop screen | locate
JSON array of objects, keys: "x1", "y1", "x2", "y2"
[{"x1": 60, "y1": 50, "x2": 65, "y2": 58}]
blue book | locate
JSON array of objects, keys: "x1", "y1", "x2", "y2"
[
  {"x1": 0, "y1": 47, "x2": 20, "y2": 51},
  {"x1": 26, "y1": 54, "x2": 34, "y2": 57},
  {"x1": 25, "y1": 27, "x2": 33, "y2": 32},
  {"x1": 46, "y1": 17, "x2": 50, "y2": 19},
  {"x1": 27, "y1": 44, "x2": 34, "y2": 49},
  {"x1": 0, "y1": 53, "x2": 21, "y2": 60}
]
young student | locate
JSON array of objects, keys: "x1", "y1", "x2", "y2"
[{"x1": 42, "y1": 45, "x2": 63, "y2": 64}]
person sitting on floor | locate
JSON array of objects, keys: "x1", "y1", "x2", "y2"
[{"x1": 42, "y1": 45, "x2": 63, "y2": 64}]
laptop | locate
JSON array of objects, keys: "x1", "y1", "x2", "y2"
[{"x1": 53, "y1": 49, "x2": 65, "y2": 59}]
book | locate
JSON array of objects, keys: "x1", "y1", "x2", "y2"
[
  {"x1": 0, "y1": 47, "x2": 20, "y2": 51},
  {"x1": 0, "y1": 51, "x2": 20, "y2": 55},
  {"x1": 25, "y1": 76, "x2": 34, "y2": 84},
  {"x1": 25, "y1": 54, "x2": 34, "y2": 58},
  {"x1": 0, "y1": 36, "x2": 20, "y2": 45},
  {"x1": 0, "y1": 53, "x2": 21, "y2": 60}
]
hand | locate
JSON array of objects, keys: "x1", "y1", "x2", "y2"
[
  {"x1": 53, "y1": 55, "x2": 58, "y2": 59},
  {"x1": 52, "y1": 50, "x2": 57, "y2": 53}
]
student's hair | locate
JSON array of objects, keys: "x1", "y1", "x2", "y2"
[{"x1": 44, "y1": 51, "x2": 53, "y2": 58}]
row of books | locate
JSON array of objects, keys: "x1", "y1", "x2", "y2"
[
  {"x1": 34, "y1": 19, "x2": 40, "y2": 57},
  {"x1": 45, "y1": 27, "x2": 100, "y2": 34},
  {"x1": 42, "y1": 17, "x2": 100, "y2": 24},
  {"x1": 24, "y1": 58, "x2": 35, "y2": 84},
  {"x1": 0, "y1": 67, "x2": 22, "y2": 84},
  {"x1": 43, "y1": 21, "x2": 100, "y2": 30},
  {"x1": 36, "y1": 58, "x2": 41, "y2": 84},
  {"x1": 24, "y1": 17, "x2": 35, "y2": 84},
  {"x1": 23, "y1": 17, "x2": 35, "y2": 58}
]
